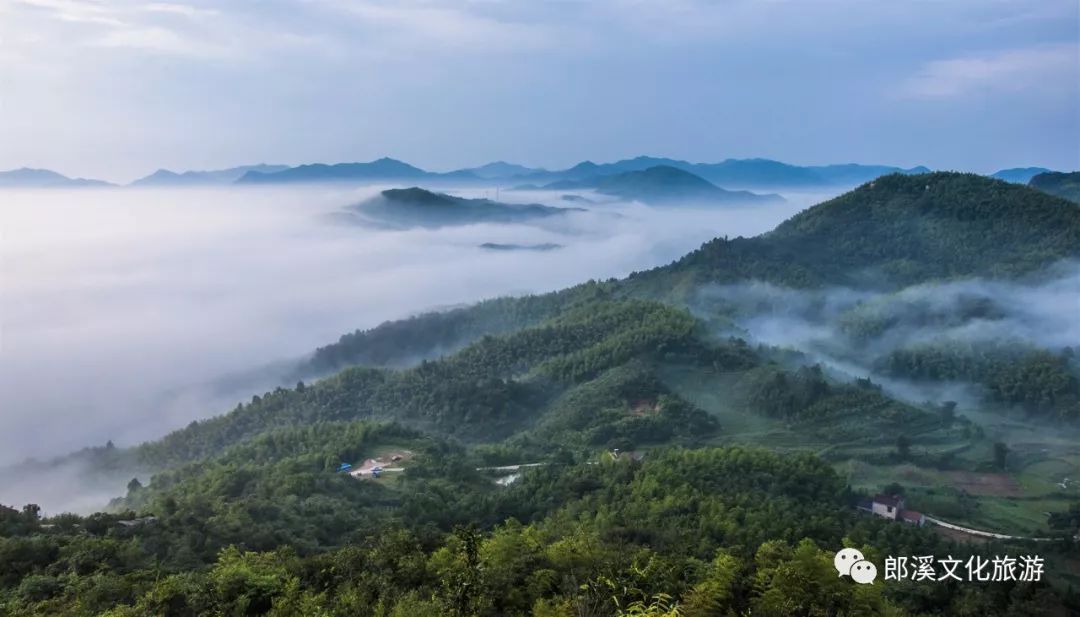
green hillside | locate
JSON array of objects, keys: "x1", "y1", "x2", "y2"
[
  {"x1": 1030, "y1": 171, "x2": 1080, "y2": 203},
  {"x1": 628, "y1": 172, "x2": 1080, "y2": 295}
]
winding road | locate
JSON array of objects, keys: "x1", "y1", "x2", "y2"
[{"x1": 924, "y1": 515, "x2": 1053, "y2": 542}]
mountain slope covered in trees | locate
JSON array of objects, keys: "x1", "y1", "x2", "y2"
[
  {"x1": 627, "y1": 172, "x2": 1080, "y2": 295},
  {"x1": 1029, "y1": 171, "x2": 1080, "y2": 203}
]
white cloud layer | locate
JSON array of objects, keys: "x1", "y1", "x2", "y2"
[{"x1": 900, "y1": 44, "x2": 1078, "y2": 100}]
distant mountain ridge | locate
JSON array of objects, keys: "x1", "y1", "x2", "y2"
[
  {"x1": 461, "y1": 161, "x2": 543, "y2": 179},
  {"x1": 237, "y1": 158, "x2": 476, "y2": 184},
  {"x1": 0, "y1": 168, "x2": 113, "y2": 188},
  {"x1": 530, "y1": 165, "x2": 783, "y2": 204},
  {"x1": 504, "y1": 156, "x2": 930, "y2": 188},
  {"x1": 806, "y1": 163, "x2": 931, "y2": 185},
  {"x1": 2, "y1": 158, "x2": 1066, "y2": 191},
  {"x1": 992, "y1": 167, "x2": 1053, "y2": 184},
  {"x1": 131, "y1": 164, "x2": 289, "y2": 186}
]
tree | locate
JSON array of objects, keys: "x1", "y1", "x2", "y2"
[
  {"x1": 439, "y1": 526, "x2": 487, "y2": 617},
  {"x1": 618, "y1": 594, "x2": 682, "y2": 616},
  {"x1": 17, "y1": 574, "x2": 61, "y2": 602},
  {"x1": 993, "y1": 442, "x2": 1009, "y2": 470},
  {"x1": 940, "y1": 401, "x2": 957, "y2": 423},
  {"x1": 681, "y1": 551, "x2": 740, "y2": 615},
  {"x1": 127, "y1": 477, "x2": 143, "y2": 494},
  {"x1": 882, "y1": 482, "x2": 905, "y2": 497},
  {"x1": 21, "y1": 504, "x2": 41, "y2": 520},
  {"x1": 895, "y1": 435, "x2": 911, "y2": 459}
]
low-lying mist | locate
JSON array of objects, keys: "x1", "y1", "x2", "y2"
[
  {"x1": 0, "y1": 184, "x2": 828, "y2": 512},
  {"x1": 694, "y1": 262, "x2": 1080, "y2": 414}
]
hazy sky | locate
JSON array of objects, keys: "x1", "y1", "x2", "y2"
[{"x1": 1, "y1": 0, "x2": 1077, "y2": 182}]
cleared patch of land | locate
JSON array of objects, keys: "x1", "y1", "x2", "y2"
[
  {"x1": 348, "y1": 448, "x2": 414, "y2": 480},
  {"x1": 944, "y1": 471, "x2": 1023, "y2": 496}
]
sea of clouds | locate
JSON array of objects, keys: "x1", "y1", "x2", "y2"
[{"x1": 0, "y1": 184, "x2": 825, "y2": 482}]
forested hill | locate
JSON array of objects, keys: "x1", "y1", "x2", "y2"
[
  {"x1": 348, "y1": 187, "x2": 575, "y2": 229},
  {"x1": 299, "y1": 289, "x2": 607, "y2": 376},
  {"x1": 1029, "y1": 171, "x2": 1080, "y2": 203},
  {"x1": 627, "y1": 172, "x2": 1080, "y2": 295}
]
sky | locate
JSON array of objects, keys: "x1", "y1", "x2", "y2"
[{"x1": 1, "y1": 0, "x2": 1077, "y2": 183}]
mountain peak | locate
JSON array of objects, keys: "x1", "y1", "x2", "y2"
[
  {"x1": 5, "y1": 167, "x2": 67, "y2": 178},
  {"x1": 379, "y1": 187, "x2": 457, "y2": 206},
  {"x1": 462, "y1": 161, "x2": 542, "y2": 179},
  {"x1": 992, "y1": 167, "x2": 1053, "y2": 184},
  {"x1": 371, "y1": 157, "x2": 414, "y2": 167},
  {"x1": 543, "y1": 165, "x2": 781, "y2": 205},
  {"x1": 0, "y1": 167, "x2": 111, "y2": 187}
]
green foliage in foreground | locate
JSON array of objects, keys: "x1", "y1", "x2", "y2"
[{"x1": 1, "y1": 447, "x2": 1067, "y2": 616}]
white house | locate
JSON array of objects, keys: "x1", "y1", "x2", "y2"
[{"x1": 870, "y1": 494, "x2": 904, "y2": 520}]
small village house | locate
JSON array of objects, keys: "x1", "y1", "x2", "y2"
[
  {"x1": 857, "y1": 494, "x2": 924, "y2": 526},
  {"x1": 870, "y1": 494, "x2": 903, "y2": 520}
]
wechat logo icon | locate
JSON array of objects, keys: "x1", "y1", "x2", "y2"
[
  {"x1": 834, "y1": 548, "x2": 878, "y2": 584},
  {"x1": 834, "y1": 548, "x2": 864, "y2": 576},
  {"x1": 849, "y1": 560, "x2": 877, "y2": 584}
]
